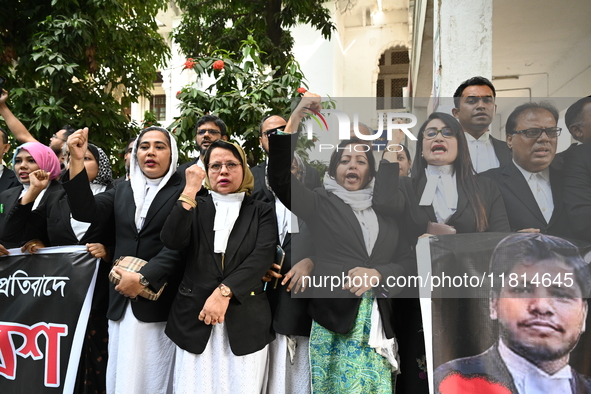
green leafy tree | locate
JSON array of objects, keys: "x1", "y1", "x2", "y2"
[
  {"x1": 171, "y1": 36, "x2": 311, "y2": 166},
  {"x1": 173, "y1": 0, "x2": 335, "y2": 71},
  {"x1": 0, "y1": 0, "x2": 171, "y2": 177}
]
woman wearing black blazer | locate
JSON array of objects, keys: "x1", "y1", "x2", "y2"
[
  {"x1": 266, "y1": 95, "x2": 414, "y2": 393},
  {"x1": 3, "y1": 143, "x2": 114, "y2": 394},
  {"x1": 400, "y1": 112, "x2": 510, "y2": 240},
  {"x1": 161, "y1": 140, "x2": 276, "y2": 393},
  {"x1": 63, "y1": 127, "x2": 185, "y2": 394},
  {"x1": 400, "y1": 113, "x2": 510, "y2": 390}
]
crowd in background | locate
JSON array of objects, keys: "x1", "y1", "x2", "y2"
[{"x1": 0, "y1": 76, "x2": 590, "y2": 394}]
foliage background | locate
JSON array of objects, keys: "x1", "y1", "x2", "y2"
[{"x1": 0, "y1": 0, "x2": 334, "y2": 176}]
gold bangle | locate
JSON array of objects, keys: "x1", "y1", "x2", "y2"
[{"x1": 178, "y1": 194, "x2": 197, "y2": 209}]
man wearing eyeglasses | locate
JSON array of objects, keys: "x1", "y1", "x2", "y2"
[
  {"x1": 177, "y1": 114, "x2": 228, "y2": 181},
  {"x1": 481, "y1": 102, "x2": 571, "y2": 238},
  {"x1": 452, "y1": 76, "x2": 512, "y2": 173}
]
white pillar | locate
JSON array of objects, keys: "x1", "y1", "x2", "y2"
[{"x1": 435, "y1": 0, "x2": 493, "y2": 98}]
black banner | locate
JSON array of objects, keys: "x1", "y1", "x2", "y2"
[{"x1": 0, "y1": 246, "x2": 98, "y2": 394}]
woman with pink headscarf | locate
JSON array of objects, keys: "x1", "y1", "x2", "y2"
[{"x1": 0, "y1": 142, "x2": 60, "y2": 249}]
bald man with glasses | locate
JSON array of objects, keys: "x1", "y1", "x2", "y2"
[{"x1": 481, "y1": 102, "x2": 571, "y2": 238}]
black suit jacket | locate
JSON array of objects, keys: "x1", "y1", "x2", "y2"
[
  {"x1": 251, "y1": 160, "x2": 322, "y2": 201},
  {"x1": 491, "y1": 135, "x2": 513, "y2": 168},
  {"x1": 557, "y1": 142, "x2": 580, "y2": 163},
  {"x1": 0, "y1": 180, "x2": 61, "y2": 247},
  {"x1": 161, "y1": 196, "x2": 277, "y2": 356},
  {"x1": 434, "y1": 344, "x2": 591, "y2": 394},
  {"x1": 250, "y1": 161, "x2": 314, "y2": 336},
  {"x1": 267, "y1": 133, "x2": 409, "y2": 337},
  {"x1": 268, "y1": 134, "x2": 429, "y2": 394},
  {"x1": 398, "y1": 174, "x2": 510, "y2": 241},
  {"x1": 3, "y1": 185, "x2": 114, "y2": 247},
  {"x1": 176, "y1": 157, "x2": 199, "y2": 179},
  {"x1": 0, "y1": 168, "x2": 19, "y2": 193},
  {"x1": 564, "y1": 143, "x2": 591, "y2": 243},
  {"x1": 176, "y1": 157, "x2": 210, "y2": 196},
  {"x1": 2, "y1": 184, "x2": 116, "y2": 313},
  {"x1": 481, "y1": 160, "x2": 571, "y2": 238},
  {"x1": 62, "y1": 168, "x2": 185, "y2": 322}
]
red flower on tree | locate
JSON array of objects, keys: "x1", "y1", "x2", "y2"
[
  {"x1": 184, "y1": 58, "x2": 195, "y2": 69},
  {"x1": 297, "y1": 87, "x2": 307, "y2": 94},
  {"x1": 213, "y1": 60, "x2": 225, "y2": 71}
]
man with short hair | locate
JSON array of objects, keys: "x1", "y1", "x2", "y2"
[
  {"x1": 481, "y1": 102, "x2": 570, "y2": 237},
  {"x1": 113, "y1": 137, "x2": 136, "y2": 185},
  {"x1": 176, "y1": 114, "x2": 228, "y2": 177},
  {"x1": 452, "y1": 76, "x2": 512, "y2": 173},
  {"x1": 435, "y1": 233, "x2": 591, "y2": 394},
  {"x1": 49, "y1": 125, "x2": 76, "y2": 162},
  {"x1": 558, "y1": 96, "x2": 591, "y2": 161}
]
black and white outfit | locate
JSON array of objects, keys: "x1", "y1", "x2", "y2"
[
  {"x1": 0, "y1": 180, "x2": 61, "y2": 247},
  {"x1": 62, "y1": 132, "x2": 184, "y2": 394},
  {"x1": 3, "y1": 143, "x2": 114, "y2": 394},
  {"x1": 0, "y1": 165, "x2": 19, "y2": 193},
  {"x1": 161, "y1": 159, "x2": 277, "y2": 394},
  {"x1": 267, "y1": 133, "x2": 428, "y2": 394},
  {"x1": 464, "y1": 132, "x2": 512, "y2": 173},
  {"x1": 398, "y1": 164, "x2": 510, "y2": 241},
  {"x1": 251, "y1": 159, "x2": 315, "y2": 394},
  {"x1": 434, "y1": 341, "x2": 591, "y2": 394},
  {"x1": 563, "y1": 143, "x2": 591, "y2": 243},
  {"x1": 481, "y1": 159, "x2": 571, "y2": 238}
]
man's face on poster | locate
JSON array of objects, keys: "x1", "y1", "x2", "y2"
[{"x1": 490, "y1": 258, "x2": 588, "y2": 365}]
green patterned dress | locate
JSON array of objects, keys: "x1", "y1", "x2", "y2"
[{"x1": 309, "y1": 292, "x2": 393, "y2": 393}]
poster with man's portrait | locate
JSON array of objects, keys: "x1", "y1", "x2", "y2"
[{"x1": 419, "y1": 232, "x2": 591, "y2": 394}]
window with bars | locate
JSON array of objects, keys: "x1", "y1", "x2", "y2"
[
  {"x1": 391, "y1": 51, "x2": 409, "y2": 65},
  {"x1": 391, "y1": 78, "x2": 407, "y2": 109},
  {"x1": 377, "y1": 79, "x2": 385, "y2": 110},
  {"x1": 376, "y1": 47, "x2": 409, "y2": 110},
  {"x1": 150, "y1": 95, "x2": 166, "y2": 121}
]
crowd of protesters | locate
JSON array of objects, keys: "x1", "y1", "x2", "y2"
[{"x1": 0, "y1": 76, "x2": 590, "y2": 394}]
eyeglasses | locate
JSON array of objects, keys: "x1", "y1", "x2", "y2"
[
  {"x1": 208, "y1": 161, "x2": 242, "y2": 173},
  {"x1": 196, "y1": 129, "x2": 221, "y2": 136},
  {"x1": 510, "y1": 127, "x2": 562, "y2": 139},
  {"x1": 51, "y1": 133, "x2": 67, "y2": 142},
  {"x1": 264, "y1": 126, "x2": 286, "y2": 137},
  {"x1": 423, "y1": 127, "x2": 455, "y2": 140}
]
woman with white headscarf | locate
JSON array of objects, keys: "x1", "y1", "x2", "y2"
[
  {"x1": 161, "y1": 140, "x2": 277, "y2": 394},
  {"x1": 63, "y1": 126, "x2": 185, "y2": 394},
  {"x1": 266, "y1": 94, "x2": 420, "y2": 393}
]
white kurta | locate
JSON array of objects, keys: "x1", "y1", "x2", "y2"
[
  {"x1": 107, "y1": 302, "x2": 176, "y2": 394},
  {"x1": 266, "y1": 334, "x2": 311, "y2": 394},
  {"x1": 173, "y1": 322, "x2": 269, "y2": 394}
]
